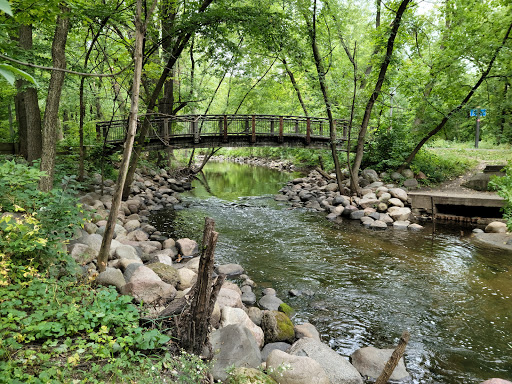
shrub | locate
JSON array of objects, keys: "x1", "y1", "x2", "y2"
[
  {"x1": 489, "y1": 162, "x2": 512, "y2": 230},
  {"x1": 0, "y1": 160, "x2": 88, "y2": 283},
  {"x1": 0, "y1": 278, "x2": 205, "y2": 383}
]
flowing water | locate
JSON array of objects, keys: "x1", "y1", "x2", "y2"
[{"x1": 150, "y1": 162, "x2": 512, "y2": 383}]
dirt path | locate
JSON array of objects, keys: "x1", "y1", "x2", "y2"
[{"x1": 416, "y1": 161, "x2": 498, "y2": 195}]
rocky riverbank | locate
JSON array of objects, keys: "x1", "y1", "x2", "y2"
[
  {"x1": 198, "y1": 154, "x2": 297, "y2": 172},
  {"x1": 68, "y1": 165, "x2": 511, "y2": 383},
  {"x1": 276, "y1": 168, "x2": 425, "y2": 231},
  {"x1": 69, "y1": 167, "x2": 413, "y2": 383}
]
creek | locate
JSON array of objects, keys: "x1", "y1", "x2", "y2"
[{"x1": 150, "y1": 162, "x2": 512, "y2": 384}]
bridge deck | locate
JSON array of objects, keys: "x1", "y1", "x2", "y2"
[{"x1": 97, "y1": 114, "x2": 348, "y2": 150}]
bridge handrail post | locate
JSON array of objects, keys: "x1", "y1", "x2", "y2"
[
  {"x1": 306, "y1": 118, "x2": 311, "y2": 145},
  {"x1": 279, "y1": 116, "x2": 284, "y2": 143},
  {"x1": 251, "y1": 115, "x2": 256, "y2": 143},
  {"x1": 193, "y1": 119, "x2": 200, "y2": 144},
  {"x1": 223, "y1": 115, "x2": 228, "y2": 143},
  {"x1": 163, "y1": 118, "x2": 169, "y2": 141}
]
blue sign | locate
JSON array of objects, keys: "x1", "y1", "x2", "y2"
[{"x1": 470, "y1": 109, "x2": 487, "y2": 117}]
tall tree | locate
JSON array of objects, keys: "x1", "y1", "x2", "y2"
[
  {"x1": 39, "y1": 5, "x2": 71, "y2": 191},
  {"x1": 350, "y1": 0, "x2": 411, "y2": 193},
  {"x1": 14, "y1": 24, "x2": 42, "y2": 163},
  {"x1": 97, "y1": 0, "x2": 154, "y2": 272},
  {"x1": 400, "y1": 21, "x2": 512, "y2": 168}
]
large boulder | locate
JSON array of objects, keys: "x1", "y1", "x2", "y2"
[
  {"x1": 120, "y1": 265, "x2": 176, "y2": 304},
  {"x1": 362, "y1": 169, "x2": 379, "y2": 183},
  {"x1": 95, "y1": 267, "x2": 126, "y2": 290},
  {"x1": 217, "y1": 263, "x2": 245, "y2": 277},
  {"x1": 261, "y1": 310, "x2": 295, "y2": 344},
  {"x1": 350, "y1": 346, "x2": 410, "y2": 382},
  {"x1": 221, "y1": 307, "x2": 264, "y2": 347},
  {"x1": 209, "y1": 324, "x2": 262, "y2": 382},
  {"x1": 289, "y1": 337, "x2": 363, "y2": 384},
  {"x1": 266, "y1": 350, "x2": 330, "y2": 384},
  {"x1": 261, "y1": 342, "x2": 292, "y2": 362},
  {"x1": 389, "y1": 188, "x2": 408, "y2": 202},
  {"x1": 485, "y1": 221, "x2": 507, "y2": 233},
  {"x1": 126, "y1": 229, "x2": 149, "y2": 242},
  {"x1": 146, "y1": 262, "x2": 180, "y2": 287},
  {"x1": 69, "y1": 243, "x2": 97, "y2": 265},
  {"x1": 124, "y1": 219, "x2": 141, "y2": 232},
  {"x1": 115, "y1": 244, "x2": 140, "y2": 260},
  {"x1": 388, "y1": 207, "x2": 411, "y2": 222},
  {"x1": 216, "y1": 287, "x2": 243, "y2": 309},
  {"x1": 259, "y1": 295, "x2": 284, "y2": 311},
  {"x1": 176, "y1": 238, "x2": 199, "y2": 256},
  {"x1": 294, "y1": 323, "x2": 320, "y2": 341},
  {"x1": 480, "y1": 380, "x2": 512, "y2": 384},
  {"x1": 177, "y1": 267, "x2": 197, "y2": 290}
]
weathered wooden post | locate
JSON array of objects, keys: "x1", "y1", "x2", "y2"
[
  {"x1": 223, "y1": 115, "x2": 228, "y2": 143},
  {"x1": 178, "y1": 217, "x2": 225, "y2": 356},
  {"x1": 375, "y1": 331, "x2": 410, "y2": 384},
  {"x1": 279, "y1": 116, "x2": 284, "y2": 143},
  {"x1": 251, "y1": 115, "x2": 256, "y2": 143},
  {"x1": 306, "y1": 118, "x2": 311, "y2": 145}
]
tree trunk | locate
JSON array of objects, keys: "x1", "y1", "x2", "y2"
[
  {"x1": 122, "y1": 0, "x2": 214, "y2": 200},
  {"x1": 350, "y1": 0, "x2": 411, "y2": 193},
  {"x1": 39, "y1": 8, "x2": 70, "y2": 191},
  {"x1": 306, "y1": 2, "x2": 344, "y2": 192},
  {"x1": 178, "y1": 217, "x2": 225, "y2": 356},
  {"x1": 14, "y1": 25, "x2": 42, "y2": 163},
  {"x1": 14, "y1": 86, "x2": 28, "y2": 158},
  {"x1": 400, "y1": 21, "x2": 512, "y2": 168},
  {"x1": 281, "y1": 57, "x2": 308, "y2": 116},
  {"x1": 79, "y1": 17, "x2": 111, "y2": 181},
  {"x1": 97, "y1": 0, "x2": 148, "y2": 272}
]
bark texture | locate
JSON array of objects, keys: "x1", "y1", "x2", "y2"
[
  {"x1": 39, "y1": 9, "x2": 70, "y2": 191},
  {"x1": 14, "y1": 25, "x2": 42, "y2": 163},
  {"x1": 122, "y1": 0, "x2": 214, "y2": 200},
  {"x1": 350, "y1": 0, "x2": 412, "y2": 193},
  {"x1": 97, "y1": 0, "x2": 148, "y2": 272}
]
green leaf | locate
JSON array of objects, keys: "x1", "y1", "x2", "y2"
[
  {"x1": 0, "y1": 66, "x2": 14, "y2": 85},
  {"x1": 0, "y1": 0, "x2": 12, "y2": 16},
  {"x1": 0, "y1": 64, "x2": 38, "y2": 87}
]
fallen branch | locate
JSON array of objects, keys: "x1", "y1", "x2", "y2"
[{"x1": 375, "y1": 330, "x2": 410, "y2": 384}]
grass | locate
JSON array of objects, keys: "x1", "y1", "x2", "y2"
[{"x1": 427, "y1": 139, "x2": 512, "y2": 165}]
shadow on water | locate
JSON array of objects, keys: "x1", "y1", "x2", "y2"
[{"x1": 149, "y1": 162, "x2": 512, "y2": 384}]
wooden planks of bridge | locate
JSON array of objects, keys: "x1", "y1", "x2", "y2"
[{"x1": 96, "y1": 114, "x2": 348, "y2": 151}]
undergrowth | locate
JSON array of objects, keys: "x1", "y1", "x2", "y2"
[{"x1": 0, "y1": 277, "x2": 210, "y2": 383}]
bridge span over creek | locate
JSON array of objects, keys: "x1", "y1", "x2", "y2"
[{"x1": 96, "y1": 114, "x2": 349, "y2": 151}]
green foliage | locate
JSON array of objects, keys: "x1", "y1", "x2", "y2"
[
  {"x1": 410, "y1": 149, "x2": 475, "y2": 184},
  {"x1": 0, "y1": 278, "x2": 211, "y2": 383},
  {"x1": 364, "y1": 125, "x2": 415, "y2": 173},
  {"x1": 489, "y1": 162, "x2": 512, "y2": 230},
  {"x1": 0, "y1": 160, "x2": 88, "y2": 282}
]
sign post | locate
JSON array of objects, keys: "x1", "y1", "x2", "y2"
[{"x1": 470, "y1": 108, "x2": 487, "y2": 148}]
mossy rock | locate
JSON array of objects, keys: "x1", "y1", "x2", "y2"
[
  {"x1": 278, "y1": 302, "x2": 295, "y2": 317},
  {"x1": 261, "y1": 310, "x2": 295, "y2": 344},
  {"x1": 226, "y1": 367, "x2": 277, "y2": 384},
  {"x1": 146, "y1": 262, "x2": 179, "y2": 287}
]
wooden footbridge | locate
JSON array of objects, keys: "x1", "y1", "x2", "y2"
[{"x1": 96, "y1": 114, "x2": 349, "y2": 151}]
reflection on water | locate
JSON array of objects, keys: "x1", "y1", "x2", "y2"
[{"x1": 150, "y1": 162, "x2": 512, "y2": 383}]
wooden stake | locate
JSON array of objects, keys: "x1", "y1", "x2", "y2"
[
  {"x1": 375, "y1": 331, "x2": 410, "y2": 384},
  {"x1": 178, "y1": 217, "x2": 224, "y2": 356}
]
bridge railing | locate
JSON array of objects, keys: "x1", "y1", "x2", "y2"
[{"x1": 97, "y1": 114, "x2": 349, "y2": 146}]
